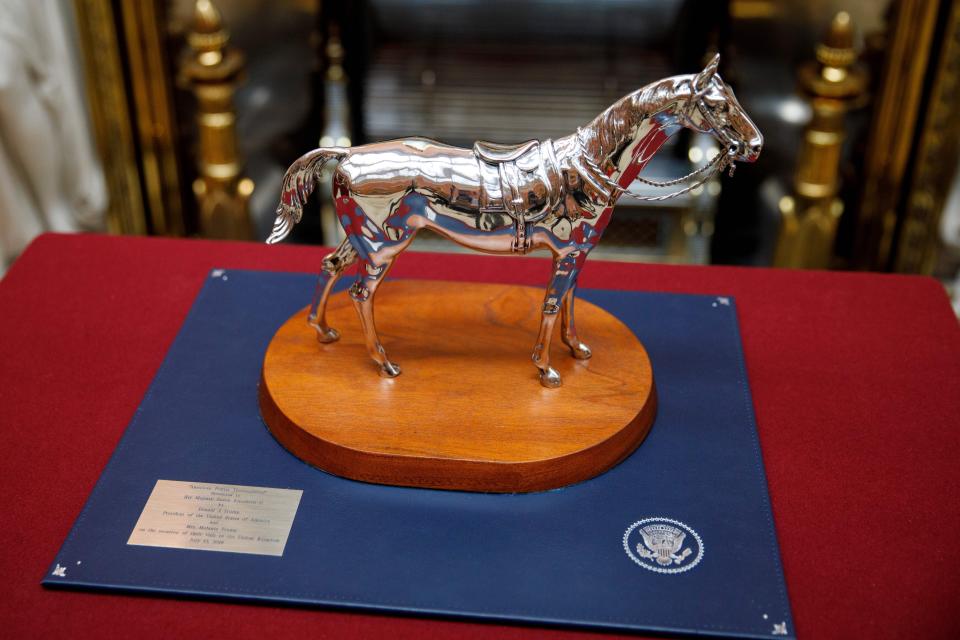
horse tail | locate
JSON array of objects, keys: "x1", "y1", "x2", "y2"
[{"x1": 267, "y1": 147, "x2": 348, "y2": 244}]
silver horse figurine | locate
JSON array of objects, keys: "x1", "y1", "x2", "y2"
[{"x1": 267, "y1": 55, "x2": 761, "y2": 388}]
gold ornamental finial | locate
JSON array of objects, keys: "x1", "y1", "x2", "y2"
[
  {"x1": 804, "y1": 11, "x2": 865, "y2": 96},
  {"x1": 189, "y1": 0, "x2": 228, "y2": 67},
  {"x1": 824, "y1": 12, "x2": 853, "y2": 46},
  {"x1": 193, "y1": 0, "x2": 221, "y2": 33},
  {"x1": 817, "y1": 12, "x2": 855, "y2": 78}
]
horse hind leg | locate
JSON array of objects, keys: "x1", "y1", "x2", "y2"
[
  {"x1": 308, "y1": 237, "x2": 357, "y2": 343},
  {"x1": 350, "y1": 253, "x2": 403, "y2": 378},
  {"x1": 560, "y1": 283, "x2": 592, "y2": 360}
]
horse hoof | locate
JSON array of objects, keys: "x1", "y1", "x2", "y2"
[
  {"x1": 379, "y1": 361, "x2": 402, "y2": 378},
  {"x1": 539, "y1": 367, "x2": 562, "y2": 388},
  {"x1": 315, "y1": 327, "x2": 340, "y2": 344},
  {"x1": 570, "y1": 342, "x2": 592, "y2": 360}
]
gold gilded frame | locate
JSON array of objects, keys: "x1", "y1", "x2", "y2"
[
  {"x1": 72, "y1": 0, "x2": 186, "y2": 237},
  {"x1": 72, "y1": 0, "x2": 146, "y2": 235},
  {"x1": 894, "y1": 0, "x2": 960, "y2": 273},
  {"x1": 853, "y1": 0, "x2": 954, "y2": 273}
]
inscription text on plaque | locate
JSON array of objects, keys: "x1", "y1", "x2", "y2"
[{"x1": 128, "y1": 480, "x2": 302, "y2": 557}]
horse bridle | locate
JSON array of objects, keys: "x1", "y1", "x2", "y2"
[
  {"x1": 685, "y1": 77, "x2": 747, "y2": 159},
  {"x1": 575, "y1": 77, "x2": 744, "y2": 204}
]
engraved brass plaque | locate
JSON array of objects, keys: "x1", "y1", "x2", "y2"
[{"x1": 127, "y1": 480, "x2": 302, "y2": 557}]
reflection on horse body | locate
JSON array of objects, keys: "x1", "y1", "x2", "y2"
[{"x1": 268, "y1": 55, "x2": 762, "y2": 388}]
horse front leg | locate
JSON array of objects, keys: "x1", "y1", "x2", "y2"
[
  {"x1": 560, "y1": 282, "x2": 592, "y2": 360},
  {"x1": 308, "y1": 237, "x2": 357, "y2": 343},
  {"x1": 532, "y1": 255, "x2": 581, "y2": 388}
]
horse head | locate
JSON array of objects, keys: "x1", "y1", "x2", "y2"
[{"x1": 681, "y1": 54, "x2": 762, "y2": 164}]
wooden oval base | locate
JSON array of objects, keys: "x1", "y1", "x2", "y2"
[{"x1": 259, "y1": 280, "x2": 656, "y2": 493}]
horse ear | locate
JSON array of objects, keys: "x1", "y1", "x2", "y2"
[{"x1": 694, "y1": 53, "x2": 721, "y2": 90}]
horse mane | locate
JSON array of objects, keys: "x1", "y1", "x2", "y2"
[{"x1": 583, "y1": 75, "x2": 692, "y2": 163}]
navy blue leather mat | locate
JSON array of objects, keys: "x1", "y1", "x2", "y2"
[{"x1": 45, "y1": 269, "x2": 794, "y2": 639}]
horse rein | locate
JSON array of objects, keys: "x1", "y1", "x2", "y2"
[{"x1": 576, "y1": 128, "x2": 737, "y2": 205}]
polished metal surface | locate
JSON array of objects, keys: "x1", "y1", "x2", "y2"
[{"x1": 268, "y1": 55, "x2": 762, "y2": 387}]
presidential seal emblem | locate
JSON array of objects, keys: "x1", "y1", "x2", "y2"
[{"x1": 623, "y1": 517, "x2": 703, "y2": 574}]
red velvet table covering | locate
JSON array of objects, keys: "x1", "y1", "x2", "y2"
[{"x1": 1, "y1": 233, "x2": 958, "y2": 639}]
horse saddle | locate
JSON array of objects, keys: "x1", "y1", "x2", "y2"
[
  {"x1": 473, "y1": 138, "x2": 564, "y2": 253},
  {"x1": 474, "y1": 139, "x2": 540, "y2": 163}
]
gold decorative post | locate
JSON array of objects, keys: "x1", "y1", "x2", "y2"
[
  {"x1": 317, "y1": 19, "x2": 353, "y2": 244},
  {"x1": 774, "y1": 12, "x2": 866, "y2": 269},
  {"x1": 183, "y1": 0, "x2": 253, "y2": 239}
]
